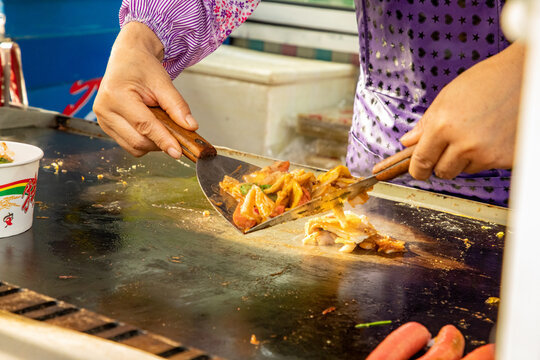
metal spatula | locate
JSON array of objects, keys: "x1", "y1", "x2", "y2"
[{"x1": 151, "y1": 107, "x2": 414, "y2": 234}]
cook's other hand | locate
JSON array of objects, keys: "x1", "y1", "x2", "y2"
[
  {"x1": 93, "y1": 22, "x2": 198, "y2": 158},
  {"x1": 400, "y1": 42, "x2": 525, "y2": 180}
]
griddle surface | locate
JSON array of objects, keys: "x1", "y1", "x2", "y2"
[{"x1": 0, "y1": 128, "x2": 505, "y2": 359}]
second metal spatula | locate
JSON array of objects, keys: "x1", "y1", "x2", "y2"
[{"x1": 151, "y1": 107, "x2": 414, "y2": 233}]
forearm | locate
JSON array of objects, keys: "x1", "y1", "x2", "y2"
[{"x1": 113, "y1": 22, "x2": 164, "y2": 62}]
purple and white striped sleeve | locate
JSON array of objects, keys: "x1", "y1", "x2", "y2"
[{"x1": 119, "y1": 0, "x2": 260, "y2": 79}]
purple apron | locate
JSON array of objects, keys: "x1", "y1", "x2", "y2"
[{"x1": 346, "y1": 0, "x2": 511, "y2": 206}]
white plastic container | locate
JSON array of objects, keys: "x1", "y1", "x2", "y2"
[
  {"x1": 173, "y1": 45, "x2": 357, "y2": 156},
  {"x1": 0, "y1": 141, "x2": 43, "y2": 238}
]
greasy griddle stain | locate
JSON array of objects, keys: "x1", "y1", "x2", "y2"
[
  {"x1": 81, "y1": 176, "x2": 501, "y2": 274},
  {"x1": 148, "y1": 203, "x2": 472, "y2": 272},
  {"x1": 359, "y1": 211, "x2": 474, "y2": 271}
]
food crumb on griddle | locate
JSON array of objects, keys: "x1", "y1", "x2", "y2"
[
  {"x1": 250, "y1": 334, "x2": 260, "y2": 345},
  {"x1": 456, "y1": 237, "x2": 472, "y2": 249},
  {"x1": 485, "y1": 297, "x2": 500, "y2": 305},
  {"x1": 202, "y1": 210, "x2": 210, "y2": 217},
  {"x1": 322, "y1": 306, "x2": 336, "y2": 315},
  {"x1": 496, "y1": 231, "x2": 504, "y2": 239},
  {"x1": 457, "y1": 318, "x2": 470, "y2": 329},
  {"x1": 169, "y1": 256, "x2": 182, "y2": 263},
  {"x1": 50, "y1": 162, "x2": 60, "y2": 174}
]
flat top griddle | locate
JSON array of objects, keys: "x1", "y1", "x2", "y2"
[{"x1": 0, "y1": 126, "x2": 505, "y2": 359}]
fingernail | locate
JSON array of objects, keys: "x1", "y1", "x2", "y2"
[
  {"x1": 399, "y1": 132, "x2": 412, "y2": 143},
  {"x1": 185, "y1": 114, "x2": 197, "y2": 128},
  {"x1": 167, "y1": 147, "x2": 182, "y2": 159}
]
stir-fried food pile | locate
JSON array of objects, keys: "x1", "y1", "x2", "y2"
[
  {"x1": 219, "y1": 160, "x2": 406, "y2": 253},
  {"x1": 219, "y1": 161, "x2": 367, "y2": 231},
  {"x1": 0, "y1": 142, "x2": 14, "y2": 164},
  {"x1": 302, "y1": 209, "x2": 405, "y2": 254}
]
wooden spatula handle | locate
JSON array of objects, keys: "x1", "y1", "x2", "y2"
[
  {"x1": 372, "y1": 145, "x2": 416, "y2": 182},
  {"x1": 149, "y1": 107, "x2": 217, "y2": 162}
]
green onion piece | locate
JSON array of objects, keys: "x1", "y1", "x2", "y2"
[
  {"x1": 239, "y1": 183, "x2": 254, "y2": 195},
  {"x1": 0, "y1": 157, "x2": 12, "y2": 164},
  {"x1": 354, "y1": 320, "x2": 392, "y2": 329},
  {"x1": 240, "y1": 183, "x2": 272, "y2": 195}
]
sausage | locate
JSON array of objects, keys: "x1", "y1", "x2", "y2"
[
  {"x1": 417, "y1": 325, "x2": 465, "y2": 360},
  {"x1": 366, "y1": 322, "x2": 431, "y2": 360},
  {"x1": 461, "y1": 344, "x2": 495, "y2": 360},
  {"x1": 232, "y1": 201, "x2": 257, "y2": 230}
]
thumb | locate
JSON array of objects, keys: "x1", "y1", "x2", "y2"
[
  {"x1": 400, "y1": 117, "x2": 425, "y2": 147},
  {"x1": 157, "y1": 80, "x2": 199, "y2": 131}
]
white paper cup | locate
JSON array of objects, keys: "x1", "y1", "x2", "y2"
[{"x1": 0, "y1": 141, "x2": 44, "y2": 238}]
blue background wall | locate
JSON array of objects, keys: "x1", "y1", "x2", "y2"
[{"x1": 5, "y1": 0, "x2": 122, "y2": 118}]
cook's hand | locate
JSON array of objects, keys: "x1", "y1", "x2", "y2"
[
  {"x1": 399, "y1": 42, "x2": 525, "y2": 180},
  {"x1": 93, "y1": 22, "x2": 198, "y2": 158}
]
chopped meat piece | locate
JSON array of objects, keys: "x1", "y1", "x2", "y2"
[
  {"x1": 348, "y1": 191, "x2": 371, "y2": 206},
  {"x1": 264, "y1": 173, "x2": 292, "y2": 194},
  {"x1": 316, "y1": 165, "x2": 352, "y2": 187},
  {"x1": 243, "y1": 161, "x2": 290, "y2": 185},
  {"x1": 302, "y1": 230, "x2": 336, "y2": 246},
  {"x1": 219, "y1": 176, "x2": 243, "y2": 201},
  {"x1": 233, "y1": 200, "x2": 257, "y2": 230},
  {"x1": 298, "y1": 187, "x2": 311, "y2": 206},
  {"x1": 305, "y1": 210, "x2": 377, "y2": 242},
  {"x1": 370, "y1": 234, "x2": 405, "y2": 254},
  {"x1": 270, "y1": 204, "x2": 286, "y2": 218}
]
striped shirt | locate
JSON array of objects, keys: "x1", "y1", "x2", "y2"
[{"x1": 120, "y1": 0, "x2": 260, "y2": 79}]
